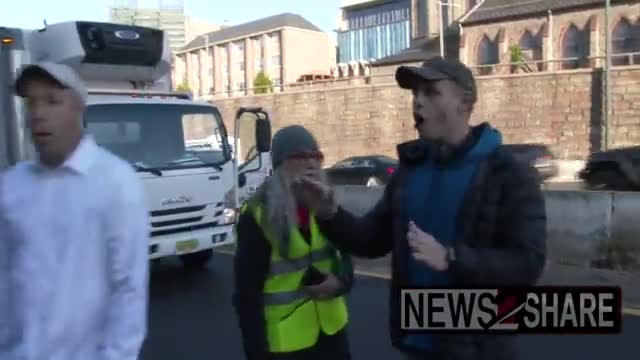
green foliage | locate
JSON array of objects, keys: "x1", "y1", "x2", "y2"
[
  {"x1": 176, "y1": 80, "x2": 190, "y2": 92},
  {"x1": 253, "y1": 71, "x2": 273, "y2": 94},
  {"x1": 510, "y1": 45, "x2": 525, "y2": 64}
]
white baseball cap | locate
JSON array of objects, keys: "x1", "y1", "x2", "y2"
[{"x1": 14, "y1": 61, "x2": 88, "y2": 104}]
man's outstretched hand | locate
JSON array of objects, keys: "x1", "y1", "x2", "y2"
[
  {"x1": 407, "y1": 221, "x2": 449, "y2": 271},
  {"x1": 292, "y1": 176, "x2": 338, "y2": 220},
  {"x1": 303, "y1": 273, "x2": 342, "y2": 300}
]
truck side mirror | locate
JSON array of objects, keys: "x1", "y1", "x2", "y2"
[{"x1": 256, "y1": 118, "x2": 271, "y2": 153}]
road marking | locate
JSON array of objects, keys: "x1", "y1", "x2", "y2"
[
  {"x1": 215, "y1": 248, "x2": 235, "y2": 255},
  {"x1": 215, "y1": 249, "x2": 640, "y2": 317},
  {"x1": 354, "y1": 268, "x2": 391, "y2": 280}
]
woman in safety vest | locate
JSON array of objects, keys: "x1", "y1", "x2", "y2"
[{"x1": 232, "y1": 125, "x2": 354, "y2": 360}]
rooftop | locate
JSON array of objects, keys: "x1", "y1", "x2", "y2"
[
  {"x1": 179, "y1": 12, "x2": 324, "y2": 52},
  {"x1": 462, "y1": 0, "x2": 637, "y2": 25},
  {"x1": 371, "y1": 27, "x2": 461, "y2": 67}
]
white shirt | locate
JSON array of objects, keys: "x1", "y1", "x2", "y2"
[{"x1": 0, "y1": 135, "x2": 150, "y2": 360}]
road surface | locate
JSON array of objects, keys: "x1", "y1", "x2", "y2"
[{"x1": 141, "y1": 252, "x2": 636, "y2": 360}]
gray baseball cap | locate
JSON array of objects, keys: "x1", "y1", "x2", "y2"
[
  {"x1": 14, "y1": 62, "x2": 88, "y2": 104},
  {"x1": 395, "y1": 56, "x2": 477, "y2": 103}
]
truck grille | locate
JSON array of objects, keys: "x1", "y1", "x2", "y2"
[
  {"x1": 151, "y1": 205, "x2": 206, "y2": 217},
  {"x1": 149, "y1": 203, "x2": 224, "y2": 237}
]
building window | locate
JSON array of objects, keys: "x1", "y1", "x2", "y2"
[
  {"x1": 239, "y1": 62, "x2": 245, "y2": 71},
  {"x1": 337, "y1": 1, "x2": 411, "y2": 64},
  {"x1": 518, "y1": 30, "x2": 543, "y2": 71},
  {"x1": 415, "y1": 0, "x2": 428, "y2": 37},
  {"x1": 270, "y1": 33, "x2": 280, "y2": 47},
  {"x1": 237, "y1": 82, "x2": 246, "y2": 91},
  {"x1": 561, "y1": 24, "x2": 590, "y2": 69},
  {"x1": 476, "y1": 34, "x2": 499, "y2": 75},
  {"x1": 272, "y1": 54, "x2": 281, "y2": 66},
  {"x1": 612, "y1": 18, "x2": 640, "y2": 66}
]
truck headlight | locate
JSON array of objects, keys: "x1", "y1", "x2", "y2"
[{"x1": 221, "y1": 208, "x2": 237, "y2": 225}]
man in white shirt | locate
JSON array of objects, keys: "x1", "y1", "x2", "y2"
[{"x1": 0, "y1": 62, "x2": 150, "y2": 360}]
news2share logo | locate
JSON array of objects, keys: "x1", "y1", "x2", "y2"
[{"x1": 401, "y1": 286, "x2": 622, "y2": 334}]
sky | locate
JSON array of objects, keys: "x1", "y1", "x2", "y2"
[{"x1": 1, "y1": 0, "x2": 341, "y2": 40}]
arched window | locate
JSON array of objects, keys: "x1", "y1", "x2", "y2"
[
  {"x1": 612, "y1": 18, "x2": 640, "y2": 66},
  {"x1": 477, "y1": 35, "x2": 499, "y2": 75},
  {"x1": 561, "y1": 24, "x2": 590, "y2": 69},
  {"x1": 519, "y1": 30, "x2": 543, "y2": 70}
]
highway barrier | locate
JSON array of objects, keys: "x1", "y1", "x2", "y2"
[{"x1": 334, "y1": 186, "x2": 640, "y2": 272}]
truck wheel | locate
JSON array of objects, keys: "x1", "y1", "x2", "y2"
[{"x1": 179, "y1": 249, "x2": 213, "y2": 269}]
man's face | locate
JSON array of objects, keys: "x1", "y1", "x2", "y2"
[
  {"x1": 412, "y1": 79, "x2": 467, "y2": 143},
  {"x1": 21, "y1": 76, "x2": 84, "y2": 166}
]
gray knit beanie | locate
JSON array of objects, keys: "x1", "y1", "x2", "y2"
[{"x1": 271, "y1": 125, "x2": 319, "y2": 168}]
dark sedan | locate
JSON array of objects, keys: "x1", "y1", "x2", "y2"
[
  {"x1": 325, "y1": 155, "x2": 397, "y2": 187},
  {"x1": 503, "y1": 144, "x2": 559, "y2": 181},
  {"x1": 579, "y1": 146, "x2": 640, "y2": 191}
]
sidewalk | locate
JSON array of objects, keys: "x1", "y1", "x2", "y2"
[{"x1": 352, "y1": 256, "x2": 640, "y2": 313}]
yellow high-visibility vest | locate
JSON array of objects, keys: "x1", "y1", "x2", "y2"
[{"x1": 239, "y1": 202, "x2": 349, "y2": 353}]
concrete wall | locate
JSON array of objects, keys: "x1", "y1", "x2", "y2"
[
  {"x1": 211, "y1": 67, "x2": 640, "y2": 164},
  {"x1": 332, "y1": 186, "x2": 640, "y2": 272}
]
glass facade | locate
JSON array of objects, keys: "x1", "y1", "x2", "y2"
[{"x1": 337, "y1": 0, "x2": 411, "y2": 63}]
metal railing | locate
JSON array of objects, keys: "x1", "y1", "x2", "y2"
[{"x1": 191, "y1": 52, "x2": 640, "y2": 99}]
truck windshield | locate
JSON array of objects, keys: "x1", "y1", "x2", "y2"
[{"x1": 84, "y1": 103, "x2": 230, "y2": 171}]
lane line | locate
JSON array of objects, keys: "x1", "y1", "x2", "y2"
[{"x1": 214, "y1": 249, "x2": 640, "y2": 317}]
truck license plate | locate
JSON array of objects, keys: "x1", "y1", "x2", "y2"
[{"x1": 176, "y1": 239, "x2": 198, "y2": 254}]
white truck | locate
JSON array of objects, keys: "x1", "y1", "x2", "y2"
[{"x1": 0, "y1": 21, "x2": 272, "y2": 268}]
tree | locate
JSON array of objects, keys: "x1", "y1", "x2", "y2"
[
  {"x1": 176, "y1": 80, "x2": 191, "y2": 92},
  {"x1": 253, "y1": 71, "x2": 273, "y2": 94}
]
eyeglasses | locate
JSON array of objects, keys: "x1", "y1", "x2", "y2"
[{"x1": 288, "y1": 151, "x2": 324, "y2": 161}]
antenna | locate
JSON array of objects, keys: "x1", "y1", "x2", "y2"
[{"x1": 38, "y1": 19, "x2": 48, "y2": 32}]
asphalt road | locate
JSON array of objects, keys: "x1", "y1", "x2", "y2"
[{"x1": 141, "y1": 252, "x2": 637, "y2": 360}]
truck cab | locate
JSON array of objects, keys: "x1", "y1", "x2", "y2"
[{"x1": 0, "y1": 21, "x2": 272, "y2": 269}]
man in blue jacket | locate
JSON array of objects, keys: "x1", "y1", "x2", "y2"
[{"x1": 292, "y1": 56, "x2": 547, "y2": 360}]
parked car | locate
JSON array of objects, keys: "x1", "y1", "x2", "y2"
[
  {"x1": 325, "y1": 155, "x2": 397, "y2": 187},
  {"x1": 579, "y1": 146, "x2": 640, "y2": 191},
  {"x1": 503, "y1": 144, "x2": 559, "y2": 181}
]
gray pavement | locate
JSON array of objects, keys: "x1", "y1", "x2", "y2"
[
  {"x1": 542, "y1": 181, "x2": 586, "y2": 191},
  {"x1": 141, "y1": 252, "x2": 638, "y2": 360}
]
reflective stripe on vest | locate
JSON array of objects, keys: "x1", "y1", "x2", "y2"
[{"x1": 244, "y1": 202, "x2": 349, "y2": 353}]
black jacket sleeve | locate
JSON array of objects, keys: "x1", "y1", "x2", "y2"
[
  {"x1": 450, "y1": 159, "x2": 547, "y2": 286},
  {"x1": 232, "y1": 211, "x2": 271, "y2": 360},
  {"x1": 316, "y1": 177, "x2": 396, "y2": 259},
  {"x1": 333, "y1": 253, "x2": 355, "y2": 297}
]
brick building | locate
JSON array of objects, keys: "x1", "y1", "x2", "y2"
[
  {"x1": 372, "y1": 0, "x2": 640, "y2": 75},
  {"x1": 335, "y1": 0, "x2": 476, "y2": 77},
  {"x1": 174, "y1": 13, "x2": 335, "y2": 99}
]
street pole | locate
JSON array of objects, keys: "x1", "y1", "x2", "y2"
[
  {"x1": 604, "y1": 0, "x2": 611, "y2": 151},
  {"x1": 439, "y1": 1, "x2": 444, "y2": 57}
]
